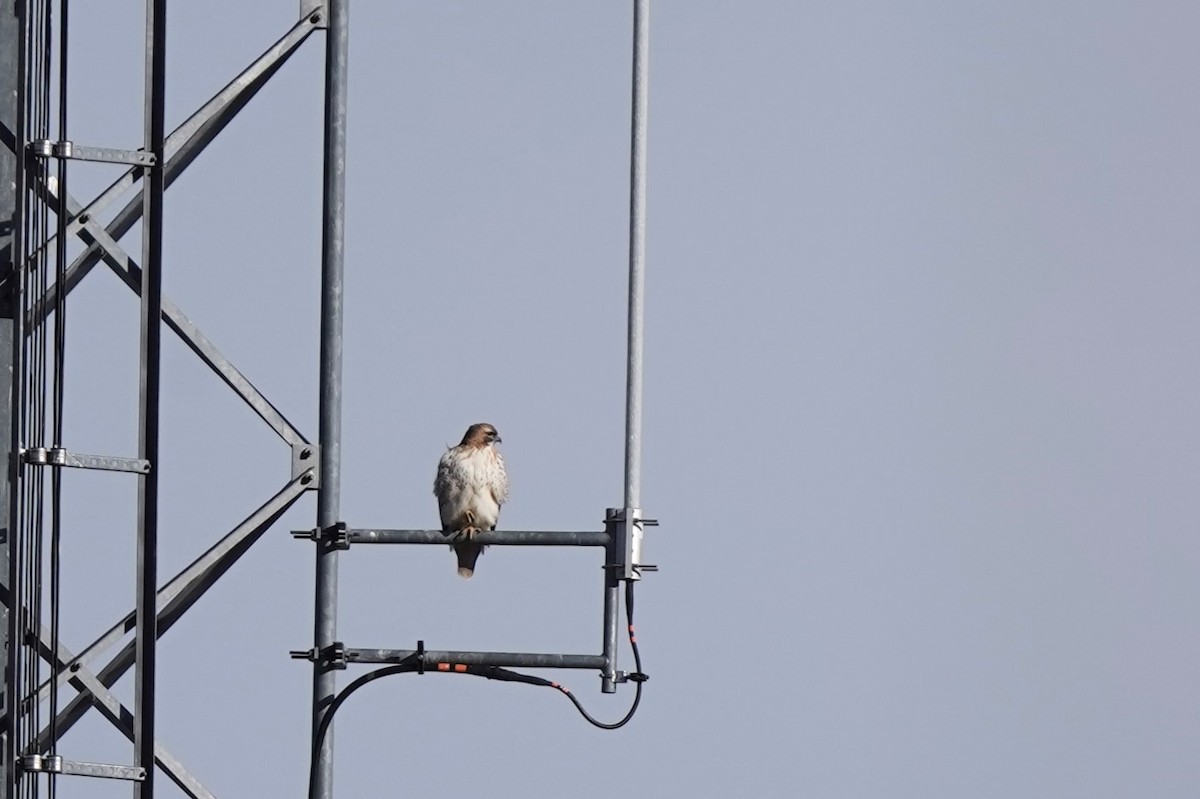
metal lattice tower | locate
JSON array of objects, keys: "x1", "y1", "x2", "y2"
[
  {"x1": 1, "y1": 2, "x2": 653, "y2": 797},
  {"x1": 2, "y1": 2, "x2": 339, "y2": 796}
]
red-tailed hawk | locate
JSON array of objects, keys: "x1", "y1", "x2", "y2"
[{"x1": 433, "y1": 423, "x2": 509, "y2": 578}]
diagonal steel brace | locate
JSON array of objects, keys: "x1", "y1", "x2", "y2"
[
  {"x1": 27, "y1": 474, "x2": 311, "y2": 746},
  {"x1": 16, "y1": 14, "x2": 319, "y2": 319},
  {"x1": 0, "y1": 587, "x2": 215, "y2": 799},
  {"x1": 25, "y1": 175, "x2": 309, "y2": 447}
]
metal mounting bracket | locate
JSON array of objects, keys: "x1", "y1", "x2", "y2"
[
  {"x1": 605, "y1": 507, "x2": 659, "y2": 581},
  {"x1": 300, "y1": 0, "x2": 328, "y2": 28},
  {"x1": 28, "y1": 139, "x2": 156, "y2": 166},
  {"x1": 291, "y1": 441, "x2": 319, "y2": 488},
  {"x1": 22, "y1": 446, "x2": 151, "y2": 474},
  {"x1": 291, "y1": 521, "x2": 348, "y2": 550},
  {"x1": 290, "y1": 641, "x2": 347, "y2": 670},
  {"x1": 20, "y1": 754, "x2": 146, "y2": 782},
  {"x1": 615, "y1": 669, "x2": 650, "y2": 685}
]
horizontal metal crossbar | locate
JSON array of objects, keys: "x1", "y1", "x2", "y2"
[
  {"x1": 345, "y1": 648, "x2": 607, "y2": 670},
  {"x1": 69, "y1": 145, "x2": 156, "y2": 167},
  {"x1": 340, "y1": 529, "x2": 611, "y2": 547},
  {"x1": 28, "y1": 141, "x2": 157, "y2": 166},
  {"x1": 22, "y1": 446, "x2": 150, "y2": 473},
  {"x1": 21, "y1": 756, "x2": 147, "y2": 781},
  {"x1": 60, "y1": 759, "x2": 147, "y2": 781}
]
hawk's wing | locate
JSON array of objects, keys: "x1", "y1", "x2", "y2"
[
  {"x1": 488, "y1": 450, "x2": 510, "y2": 512},
  {"x1": 434, "y1": 446, "x2": 470, "y2": 531}
]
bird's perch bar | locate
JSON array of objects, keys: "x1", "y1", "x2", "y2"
[
  {"x1": 343, "y1": 529, "x2": 612, "y2": 547},
  {"x1": 345, "y1": 648, "x2": 607, "y2": 670}
]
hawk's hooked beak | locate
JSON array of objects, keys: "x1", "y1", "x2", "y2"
[{"x1": 493, "y1": 435, "x2": 502, "y2": 444}]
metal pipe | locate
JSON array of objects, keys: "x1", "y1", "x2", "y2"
[
  {"x1": 344, "y1": 529, "x2": 611, "y2": 547},
  {"x1": 311, "y1": 0, "x2": 348, "y2": 796},
  {"x1": 135, "y1": 1, "x2": 167, "y2": 797},
  {"x1": 600, "y1": 537, "x2": 620, "y2": 693},
  {"x1": 343, "y1": 649, "x2": 607, "y2": 670},
  {"x1": 605, "y1": 0, "x2": 651, "y2": 696},
  {"x1": 624, "y1": 0, "x2": 650, "y2": 513}
]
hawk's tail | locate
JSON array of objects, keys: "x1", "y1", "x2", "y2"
[{"x1": 454, "y1": 542, "x2": 484, "y2": 579}]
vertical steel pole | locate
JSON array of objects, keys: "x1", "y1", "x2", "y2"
[
  {"x1": 624, "y1": 0, "x2": 649, "y2": 513},
  {"x1": 604, "y1": 0, "x2": 651, "y2": 695},
  {"x1": 2, "y1": 0, "x2": 26, "y2": 792},
  {"x1": 135, "y1": 0, "x2": 167, "y2": 796},
  {"x1": 601, "y1": 532, "x2": 620, "y2": 694},
  {"x1": 311, "y1": 0, "x2": 348, "y2": 796},
  {"x1": 47, "y1": 7, "x2": 70, "y2": 796}
]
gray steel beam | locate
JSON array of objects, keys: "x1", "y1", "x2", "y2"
[
  {"x1": 312, "y1": 0, "x2": 348, "y2": 796},
  {"x1": 0, "y1": 583, "x2": 216, "y2": 799},
  {"x1": 17, "y1": 175, "x2": 310, "y2": 446},
  {"x1": 159, "y1": 290, "x2": 309, "y2": 446},
  {"x1": 344, "y1": 649, "x2": 606, "y2": 670},
  {"x1": 32, "y1": 475, "x2": 311, "y2": 741},
  {"x1": 2, "y1": 0, "x2": 27, "y2": 793},
  {"x1": 342, "y1": 529, "x2": 611, "y2": 547},
  {"x1": 23, "y1": 446, "x2": 151, "y2": 473},
  {"x1": 54, "y1": 761, "x2": 146, "y2": 782},
  {"x1": 135, "y1": 0, "x2": 168, "y2": 795},
  {"x1": 70, "y1": 663, "x2": 213, "y2": 799},
  {"x1": 22, "y1": 14, "x2": 319, "y2": 320},
  {"x1": 64, "y1": 145, "x2": 156, "y2": 167}
]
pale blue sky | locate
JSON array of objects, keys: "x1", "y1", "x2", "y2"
[{"x1": 42, "y1": 1, "x2": 1200, "y2": 796}]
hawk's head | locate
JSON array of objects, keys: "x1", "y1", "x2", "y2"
[{"x1": 460, "y1": 422, "x2": 501, "y2": 448}]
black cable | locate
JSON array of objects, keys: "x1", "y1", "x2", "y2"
[
  {"x1": 307, "y1": 581, "x2": 649, "y2": 796},
  {"x1": 308, "y1": 655, "x2": 421, "y2": 799},
  {"x1": 457, "y1": 581, "x2": 646, "y2": 730},
  {"x1": 25, "y1": 0, "x2": 53, "y2": 775},
  {"x1": 6, "y1": 2, "x2": 49, "y2": 790},
  {"x1": 551, "y1": 579, "x2": 647, "y2": 730}
]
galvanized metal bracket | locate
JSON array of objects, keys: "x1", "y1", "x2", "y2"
[
  {"x1": 289, "y1": 641, "x2": 347, "y2": 670},
  {"x1": 20, "y1": 754, "x2": 145, "y2": 782},
  {"x1": 22, "y1": 446, "x2": 151, "y2": 474},
  {"x1": 72, "y1": 145, "x2": 157, "y2": 167},
  {"x1": 19, "y1": 754, "x2": 60, "y2": 774},
  {"x1": 291, "y1": 521, "x2": 348, "y2": 550},
  {"x1": 28, "y1": 139, "x2": 156, "y2": 166},
  {"x1": 605, "y1": 507, "x2": 659, "y2": 581},
  {"x1": 291, "y1": 441, "x2": 319, "y2": 488},
  {"x1": 300, "y1": 0, "x2": 328, "y2": 28},
  {"x1": 27, "y1": 139, "x2": 62, "y2": 158}
]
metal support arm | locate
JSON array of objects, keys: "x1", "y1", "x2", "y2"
[
  {"x1": 337, "y1": 648, "x2": 606, "y2": 670},
  {"x1": 292, "y1": 527, "x2": 611, "y2": 547}
]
